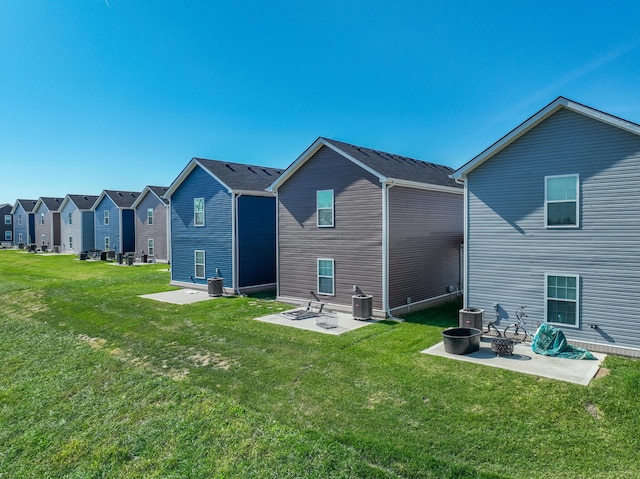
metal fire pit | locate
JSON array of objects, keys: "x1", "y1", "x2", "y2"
[{"x1": 491, "y1": 337, "x2": 514, "y2": 356}]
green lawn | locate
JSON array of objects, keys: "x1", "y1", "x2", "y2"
[{"x1": 1, "y1": 250, "x2": 639, "y2": 478}]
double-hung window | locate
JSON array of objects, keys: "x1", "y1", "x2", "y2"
[
  {"x1": 69, "y1": 236, "x2": 73, "y2": 249},
  {"x1": 545, "y1": 174, "x2": 578, "y2": 227},
  {"x1": 18, "y1": 233, "x2": 23, "y2": 243},
  {"x1": 104, "y1": 237, "x2": 110, "y2": 251},
  {"x1": 317, "y1": 190, "x2": 334, "y2": 227},
  {"x1": 148, "y1": 239, "x2": 155, "y2": 256},
  {"x1": 147, "y1": 208, "x2": 154, "y2": 225},
  {"x1": 317, "y1": 258, "x2": 335, "y2": 295},
  {"x1": 68, "y1": 212, "x2": 73, "y2": 225},
  {"x1": 18, "y1": 214, "x2": 22, "y2": 226},
  {"x1": 5, "y1": 231, "x2": 11, "y2": 241},
  {"x1": 40, "y1": 213, "x2": 45, "y2": 225},
  {"x1": 104, "y1": 210, "x2": 110, "y2": 226},
  {"x1": 545, "y1": 274, "x2": 579, "y2": 327},
  {"x1": 41, "y1": 234, "x2": 46, "y2": 245},
  {"x1": 194, "y1": 198, "x2": 205, "y2": 226},
  {"x1": 4, "y1": 215, "x2": 11, "y2": 225},
  {"x1": 195, "y1": 250, "x2": 205, "y2": 279}
]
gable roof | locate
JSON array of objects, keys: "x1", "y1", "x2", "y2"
[
  {"x1": 34, "y1": 197, "x2": 64, "y2": 213},
  {"x1": 268, "y1": 137, "x2": 461, "y2": 193},
  {"x1": 94, "y1": 190, "x2": 140, "y2": 210},
  {"x1": 11, "y1": 199, "x2": 38, "y2": 214},
  {"x1": 452, "y1": 96, "x2": 640, "y2": 180},
  {"x1": 131, "y1": 185, "x2": 170, "y2": 209},
  {"x1": 165, "y1": 158, "x2": 283, "y2": 198},
  {"x1": 61, "y1": 194, "x2": 100, "y2": 211}
]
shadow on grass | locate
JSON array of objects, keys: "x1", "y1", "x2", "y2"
[{"x1": 400, "y1": 298, "x2": 462, "y2": 328}]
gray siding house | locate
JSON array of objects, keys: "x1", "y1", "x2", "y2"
[
  {"x1": 59, "y1": 194, "x2": 98, "y2": 253},
  {"x1": 268, "y1": 137, "x2": 463, "y2": 317},
  {"x1": 33, "y1": 197, "x2": 63, "y2": 250},
  {"x1": 132, "y1": 186, "x2": 169, "y2": 262},
  {"x1": 452, "y1": 97, "x2": 640, "y2": 357}
]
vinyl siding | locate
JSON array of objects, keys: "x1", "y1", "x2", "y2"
[
  {"x1": 277, "y1": 145, "x2": 383, "y2": 310},
  {"x1": 60, "y1": 202, "x2": 82, "y2": 253},
  {"x1": 94, "y1": 197, "x2": 120, "y2": 252},
  {"x1": 13, "y1": 206, "x2": 30, "y2": 245},
  {"x1": 81, "y1": 211, "x2": 95, "y2": 251},
  {"x1": 121, "y1": 209, "x2": 135, "y2": 253},
  {"x1": 1, "y1": 205, "x2": 12, "y2": 245},
  {"x1": 34, "y1": 204, "x2": 56, "y2": 248},
  {"x1": 135, "y1": 195, "x2": 169, "y2": 261},
  {"x1": 466, "y1": 107, "x2": 640, "y2": 352},
  {"x1": 237, "y1": 195, "x2": 276, "y2": 288},
  {"x1": 170, "y1": 166, "x2": 233, "y2": 286},
  {"x1": 388, "y1": 186, "x2": 463, "y2": 309}
]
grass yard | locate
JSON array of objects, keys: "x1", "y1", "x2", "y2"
[{"x1": 1, "y1": 250, "x2": 639, "y2": 478}]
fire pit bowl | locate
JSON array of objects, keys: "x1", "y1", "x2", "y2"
[{"x1": 442, "y1": 327, "x2": 483, "y2": 355}]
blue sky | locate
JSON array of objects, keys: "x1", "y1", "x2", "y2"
[{"x1": 2, "y1": 0, "x2": 640, "y2": 204}]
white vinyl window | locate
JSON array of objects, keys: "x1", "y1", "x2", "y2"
[
  {"x1": 104, "y1": 210, "x2": 110, "y2": 226},
  {"x1": 5, "y1": 231, "x2": 11, "y2": 241},
  {"x1": 18, "y1": 214, "x2": 22, "y2": 226},
  {"x1": 68, "y1": 212, "x2": 73, "y2": 225},
  {"x1": 69, "y1": 236, "x2": 73, "y2": 249},
  {"x1": 4, "y1": 215, "x2": 11, "y2": 225},
  {"x1": 148, "y1": 239, "x2": 155, "y2": 256},
  {"x1": 195, "y1": 250, "x2": 205, "y2": 279},
  {"x1": 40, "y1": 213, "x2": 45, "y2": 225},
  {"x1": 104, "y1": 237, "x2": 110, "y2": 251},
  {"x1": 317, "y1": 190, "x2": 334, "y2": 227},
  {"x1": 147, "y1": 208, "x2": 154, "y2": 225},
  {"x1": 41, "y1": 234, "x2": 46, "y2": 245},
  {"x1": 545, "y1": 274, "x2": 579, "y2": 327},
  {"x1": 194, "y1": 198, "x2": 205, "y2": 226},
  {"x1": 545, "y1": 174, "x2": 578, "y2": 227},
  {"x1": 317, "y1": 258, "x2": 335, "y2": 295},
  {"x1": 18, "y1": 233, "x2": 23, "y2": 243}
]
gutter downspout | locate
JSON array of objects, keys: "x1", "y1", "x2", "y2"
[
  {"x1": 274, "y1": 189, "x2": 280, "y2": 299},
  {"x1": 231, "y1": 193, "x2": 244, "y2": 296},
  {"x1": 382, "y1": 181, "x2": 391, "y2": 318},
  {"x1": 459, "y1": 177, "x2": 468, "y2": 308}
]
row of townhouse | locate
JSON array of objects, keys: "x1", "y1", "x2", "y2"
[
  {"x1": 4, "y1": 96, "x2": 639, "y2": 356},
  {"x1": 6, "y1": 187, "x2": 170, "y2": 261}
]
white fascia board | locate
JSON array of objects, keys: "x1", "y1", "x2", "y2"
[
  {"x1": 452, "y1": 97, "x2": 640, "y2": 180},
  {"x1": 232, "y1": 189, "x2": 275, "y2": 198},
  {"x1": 164, "y1": 159, "x2": 200, "y2": 198},
  {"x1": 58, "y1": 195, "x2": 75, "y2": 212},
  {"x1": 321, "y1": 140, "x2": 386, "y2": 182},
  {"x1": 266, "y1": 138, "x2": 326, "y2": 192},
  {"x1": 33, "y1": 198, "x2": 47, "y2": 213},
  {"x1": 90, "y1": 191, "x2": 108, "y2": 212},
  {"x1": 384, "y1": 178, "x2": 464, "y2": 195},
  {"x1": 131, "y1": 187, "x2": 152, "y2": 210}
]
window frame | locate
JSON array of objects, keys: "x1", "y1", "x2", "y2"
[
  {"x1": 545, "y1": 174, "x2": 579, "y2": 228},
  {"x1": 316, "y1": 190, "x2": 334, "y2": 228},
  {"x1": 148, "y1": 239, "x2": 155, "y2": 256},
  {"x1": 317, "y1": 258, "x2": 335, "y2": 296},
  {"x1": 69, "y1": 236, "x2": 73, "y2": 249},
  {"x1": 194, "y1": 250, "x2": 206, "y2": 279},
  {"x1": 18, "y1": 214, "x2": 22, "y2": 226},
  {"x1": 104, "y1": 237, "x2": 110, "y2": 251},
  {"x1": 104, "y1": 209, "x2": 110, "y2": 226},
  {"x1": 41, "y1": 234, "x2": 46, "y2": 245},
  {"x1": 68, "y1": 212, "x2": 73, "y2": 225},
  {"x1": 18, "y1": 233, "x2": 23, "y2": 243},
  {"x1": 40, "y1": 213, "x2": 45, "y2": 225},
  {"x1": 5, "y1": 231, "x2": 12, "y2": 241},
  {"x1": 545, "y1": 273, "x2": 580, "y2": 328},
  {"x1": 194, "y1": 198, "x2": 205, "y2": 227},
  {"x1": 4, "y1": 215, "x2": 11, "y2": 225},
  {"x1": 147, "y1": 208, "x2": 154, "y2": 225}
]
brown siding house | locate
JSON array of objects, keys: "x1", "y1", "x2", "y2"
[{"x1": 269, "y1": 137, "x2": 463, "y2": 318}]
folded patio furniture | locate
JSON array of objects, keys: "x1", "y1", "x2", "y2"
[{"x1": 531, "y1": 323, "x2": 596, "y2": 360}]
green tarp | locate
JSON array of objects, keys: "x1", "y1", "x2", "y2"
[{"x1": 531, "y1": 323, "x2": 596, "y2": 360}]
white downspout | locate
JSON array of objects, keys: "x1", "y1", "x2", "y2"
[
  {"x1": 231, "y1": 193, "x2": 242, "y2": 295},
  {"x1": 462, "y1": 178, "x2": 469, "y2": 308},
  {"x1": 382, "y1": 181, "x2": 391, "y2": 317},
  {"x1": 274, "y1": 189, "x2": 280, "y2": 299}
]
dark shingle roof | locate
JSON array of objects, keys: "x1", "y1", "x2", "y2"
[
  {"x1": 148, "y1": 186, "x2": 169, "y2": 205},
  {"x1": 16, "y1": 199, "x2": 38, "y2": 213},
  {"x1": 195, "y1": 158, "x2": 283, "y2": 192},
  {"x1": 67, "y1": 195, "x2": 99, "y2": 210},
  {"x1": 104, "y1": 190, "x2": 140, "y2": 208},
  {"x1": 321, "y1": 138, "x2": 461, "y2": 189},
  {"x1": 40, "y1": 197, "x2": 64, "y2": 212}
]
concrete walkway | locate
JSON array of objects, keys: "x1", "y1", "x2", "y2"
[
  {"x1": 139, "y1": 289, "x2": 219, "y2": 305},
  {"x1": 422, "y1": 336, "x2": 605, "y2": 386},
  {"x1": 255, "y1": 310, "x2": 376, "y2": 335}
]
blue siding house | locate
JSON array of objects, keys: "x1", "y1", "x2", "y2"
[
  {"x1": 452, "y1": 97, "x2": 640, "y2": 357},
  {"x1": 1, "y1": 203, "x2": 13, "y2": 247},
  {"x1": 11, "y1": 199, "x2": 37, "y2": 246},
  {"x1": 92, "y1": 190, "x2": 140, "y2": 253},
  {"x1": 165, "y1": 158, "x2": 282, "y2": 293}
]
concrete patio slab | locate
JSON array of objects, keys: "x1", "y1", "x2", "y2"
[
  {"x1": 255, "y1": 310, "x2": 376, "y2": 335},
  {"x1": 139, "y1": 289, "x2": 219, "y2": 305},
  {"x1": 422, "y1": 336, "x2": 605, "y2": 386}
]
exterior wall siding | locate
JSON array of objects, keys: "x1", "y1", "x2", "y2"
[
  {"x1": 1, "y1": 205, "x2": 13, "y2": 245},
  {"x1": 170, "y1": 166, "x2": 233, "y2": 287},
  {"x1": 94, "y1": 197, "x2": 120, "y2": 252},
  {"x1": 237, "y1": 195, "x2": 276, "y2": 288},
  {"x1": 121, "y1": 209, "x2": 135, "y2": 253},
  {"x1": 81, "y1": 210, "x2": 95, "y2": 251},
  {"x1": 60, "y1": 202, "x2": 82, "y2": 253},
  {"x1": 465, "y1": 108, "x2": 640, "y2": 353},
  {"x1": 13, "y1": 205, "x2": 30, "y2": 245},
  {"x1": 34, "y1": 204, "x2": 53, "y2": 248},
  {"x1": 388, "y1": 186, "x2": 463, "y2": 309},
  {"x1": 135, "y1": 195, "x2": 169, "y2": 261},
  {"x1": 277, "y1": 145, "x2": 384, "y2": 310}
]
